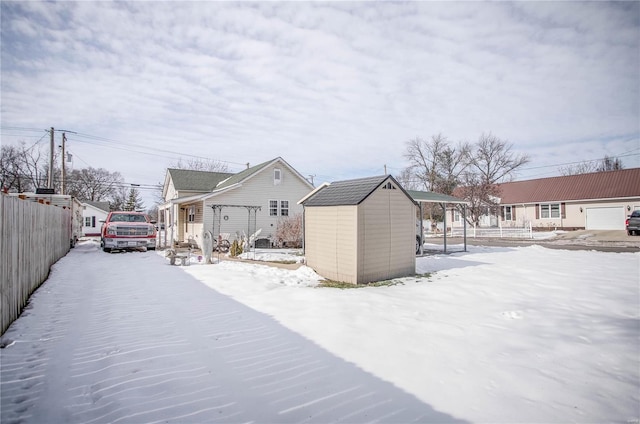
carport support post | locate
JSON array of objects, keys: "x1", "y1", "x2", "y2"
[
  {"x1": 442, "y1": 202, "x2": 447, "y2": 253},
  {"x1": 463, "y1": 204, "x2": 467, "y2": 252}
]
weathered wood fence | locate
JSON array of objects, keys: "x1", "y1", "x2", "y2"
[{"x1": 1, "y1": 194, "x2": 71, "y2": 335}]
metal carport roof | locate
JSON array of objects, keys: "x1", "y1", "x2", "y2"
[{"x1": 406, "y1": 190, "x2": 469, "y2": 254}]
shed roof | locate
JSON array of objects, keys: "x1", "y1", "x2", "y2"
[
  {"x1": 497, "y1": 167, "x2": 640, "y2": 204},
  {"x1": 302, "y1": 175, "x2": 415, "y2": 206}
]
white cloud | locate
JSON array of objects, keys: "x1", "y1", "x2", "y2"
[{"x1": 1, "y1": 1, "x2": 638, "y2": 205}]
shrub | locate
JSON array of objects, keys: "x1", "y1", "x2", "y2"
[{"x1": 275, "y1": 213, "x2": 303, "y2": 248}]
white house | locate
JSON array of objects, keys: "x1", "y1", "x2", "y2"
[
  {"x1": 158, "y1": 157, "x2": 314, "y2": 248},
  {"x1": 81, "y1": 201, "x2": 110, "y2": 236}
]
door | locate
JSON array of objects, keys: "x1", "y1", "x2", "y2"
[{"x1": 585, "y1": 207, "x2": 625, "y2": 230}]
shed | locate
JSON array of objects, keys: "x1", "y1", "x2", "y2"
[{"x1": 301, "y1": 175, "x2": 417, "y2": 284}]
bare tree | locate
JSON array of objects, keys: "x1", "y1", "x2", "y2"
[
  {"x1": 433, "y1": 142, "x2": 470, "y2": 195},
  {"x1": 404, "y1": 134, "x2": 448, "y2": 192},
  {"x1": 456, "y1": 171, "x2": 502, "y2": 226},
  {"x1": 466, "y1": 133, "x2": 530, "y2": 185},
  {"x1": 0, "y1": 142, "x2": 50, "y2": 192},
  {"x1": 559, "y1": 155, "x2": 624, "y2": 176},
  {"x1": 170, "y1": 157, "x2": 230, "y2": 173},
  {"x1": 559, "y1": 161, "x2": 599, "y2": 176},
  {"x1": 110, "y1": 185, "x2": 129, "y2": 211},
  {"x1": 395, "y1": 167, "x2": 420, "y2": 191},
  {"x1": 403, "y1": 134, "x2": 470, "y2": 227},
  {"x1": 461, "y1": 133, "x2": 530, "y2": 225},
  {"x1": 65, "y1": 167, "x2": 124, "y2": 201},
  {"x1": 1, "y1": 145, "x2": 29, "y2": 192},
  {"x1": 276, "y1": 213, "x2": 303, "y2": 248},
  {"x1": 596, "y1": 155, "x2": 623, "y2": 172}
]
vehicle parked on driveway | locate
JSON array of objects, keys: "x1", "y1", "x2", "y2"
[
  {"x1": 626, "y1": 210, "x2": 640, "y2": 236},
  {"x1": 101, "y1": 211, "x2": 157, "y2": 252}
]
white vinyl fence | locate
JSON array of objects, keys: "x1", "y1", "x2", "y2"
[
  {"x1": 450, "y1": 222, "x2": 533, "y2": 239},
  {"x1": 1, "y1": 195, "x2": 71, "y2": 334}
]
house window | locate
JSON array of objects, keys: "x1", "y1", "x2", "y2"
[
  {"x1": 274, "y1": 168, "x2": 282, "y2": 185},
  {"x1": 453, "y1": 209, "x2": 461, "y2": 222},
  {"x1": 540, "y1": 203, "x2": 560, "y2": 219},
  {"x1": 270, "y1": 200, "x2": 289, "y2": 216},
  {"x1": 504, "y1": 206, "x2": 513, "y2": 221},
  {"x1": 382, "y1": 182, "x2": 396, "y2": 189},
  {"x1": 85, "y1": 217, "x2": 91, "y2": 227},
  {"x1": 187, "y1": 206, "x2": 195, "y2": 222}
]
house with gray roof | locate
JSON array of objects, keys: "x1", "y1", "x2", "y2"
[
  {"x1": 301, "y1": 175, "x2": 417, "y2": 284},
  {"x1": 159, "y1": 157, "x2": 314, "y2": 248}
]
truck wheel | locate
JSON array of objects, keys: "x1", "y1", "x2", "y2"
[{"x1": 103, "y1": 247, "x2": 112, "y2": 253}]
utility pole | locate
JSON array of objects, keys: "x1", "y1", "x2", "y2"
[
  {"x1": 48, "y1": 127, "x2": 54, "y2": 189},
  {"x1": 61, "y1": 132, "x2": 67, "y2": 195}
]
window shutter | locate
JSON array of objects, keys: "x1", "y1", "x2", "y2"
[
  {"x1": 561, "y1": 203, "x2": 566, "y2": 219},
  {"x1": 92, "y1": 216, "x2": 96, "y2": 227},
  {"x1": 535, "y1": 204, "x2": 539, "y2": 219},
  {"x1": 500, "y1": 206, "x2": 504, "y2": 221},
  {"x1": 512, "y1": 206, "x2": 516, "y2": 220}
]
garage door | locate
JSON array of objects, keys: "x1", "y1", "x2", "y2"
[{"x1": 585, "y1": 207, "x2": 625, "y2": 230}]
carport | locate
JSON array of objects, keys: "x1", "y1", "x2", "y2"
[{"x1": 407, "y1": 190, "x2": 469, "y2": 254}]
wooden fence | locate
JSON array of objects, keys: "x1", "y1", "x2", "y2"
[{"x1": 1, "y1": 194, "x2": 71, "y2": 335}]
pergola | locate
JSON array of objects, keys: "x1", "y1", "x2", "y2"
[
  {"x1": 210, "y1": 204, "x2": 262, "y2": 243},
  {"x1": 407, "y1": 190, "x2": 470, "y2": 254}
]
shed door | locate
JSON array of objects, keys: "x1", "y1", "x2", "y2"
[{"x1": 585, "y1": 207, "x2": 625, "y2": 230}]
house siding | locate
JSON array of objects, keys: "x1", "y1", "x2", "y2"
[
  {"x1": 202, "y1": 162, "x2": 312, "y2": 246},
  {"x1": 82, "y1": 204, "x2": 109, "y2": 236},
  {"x1": 452, "y1": 198, "x2": 640, "y2": 231}
]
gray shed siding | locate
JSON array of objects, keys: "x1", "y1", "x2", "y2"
[
  {"x1": 357, "y1": 185, "x2": 416, "y2": 283},
  {"x1": 304, "y1": 206, "x2": 358, "y2": 283}
]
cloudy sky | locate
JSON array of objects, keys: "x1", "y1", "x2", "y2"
[{"x1": 1, "y1": 1, "x2": 638, "y2": 205}]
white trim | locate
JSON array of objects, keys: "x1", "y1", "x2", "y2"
[{"x1": 298, "y1": 182, "x2": 330, "y2": 204}]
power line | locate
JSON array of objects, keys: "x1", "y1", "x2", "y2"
[{"x1": 67, "y1": 132, "x2": 248, "y2": 167}]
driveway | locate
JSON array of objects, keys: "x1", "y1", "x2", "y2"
[
  {"x1": 0, "y1": 242, "x2": 466, "y2": 424},
  {"x1": 426, "y1": 230, "x2": 640, "y2": 253}
]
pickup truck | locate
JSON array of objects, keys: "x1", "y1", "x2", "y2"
[
  {"x1": 101, "y1": 211, "x2": 157, "y2": 252},
  {"x1": 626, "y1": 210, "x2": 640, "y2": 236}
]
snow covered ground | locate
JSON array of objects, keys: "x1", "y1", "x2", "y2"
[{"x1": 1, "y1": 240, "x2": 639, "y2": 423}]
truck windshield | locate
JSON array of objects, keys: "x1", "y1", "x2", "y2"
[{"x1": 111, "y1": 214, "x2": 147, "y2": 222}]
